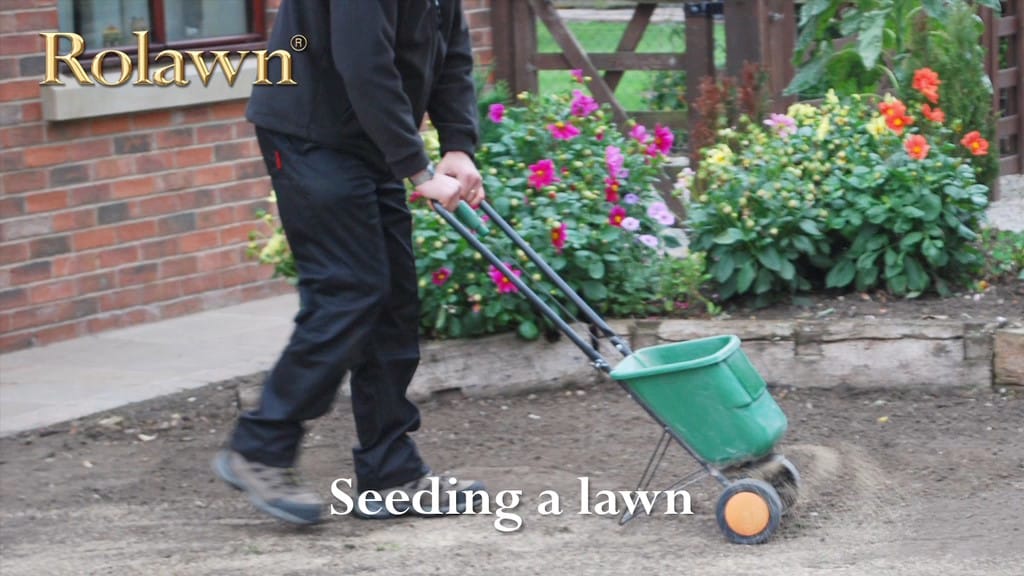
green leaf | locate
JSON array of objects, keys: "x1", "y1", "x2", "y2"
[
  {"x1": 920, "y1": 192, "x2": 942, "y2": 222},
  {"x1": 888, "y1": 273, "x2": 908, "y2": 295},
  {"x1": 517, "y1": 320, "x2": 540, "y2": 341},
  {"x1": 756, "y1": 247, "x2": 783, "y2": 272},
  {"x1": 798, "y1": 219, "x2": 821, "y2": 236},
  {"x1": 855, "y1": 265, "x2": 879, "y2": 291},
  {"x1": 713, "y1": 228, "x2": 745, "y2": 245},
  {"x1": 713, "y1": 253, "x2": 736, "y2": 283},
  {"x1": 785, "y1": 48, "x2": 830, "y2": 96},
  {"x1": 582, "y1": 281, "x2": 608, "y2": 301},
  {"x1": 754, "y1": 269, "x2": 774, "y2": 295},
  {"x1": 899, "y1": 231, "x2": 924, "y2": 251},
  {"x1": 662, "y1": 234, "x2": 682, "y2": 248},
  {"x1": 921, "y1": 239, "x2": 947, "y2": 266},
  {"x1": 778, "y1": 259, "x2": 796, "y2": 281},
  {"x1": 904, "y1": 257, "x2": 928, "y2": 291},
  {"x1": 588, "y1": 260, "x2": 606, "y2": 280},
  {"x1": 857, "y1": 10, "x2": 887, "y2": 69},
  {"x1": 737, "y1": 261, "x2": 756, "y2": 293},
  {"x1": 826, "y1": 259, "x2": 856, "y2": 288},
  {"x1": 974, "y1": 0, "x2": 1001, "y2": 10},
  {"x1": 550, "y1": 256, "x2": 567, "y2": 271},
  {"x1": 922, "y1": 0, "x2": 949, "y2": 18}
]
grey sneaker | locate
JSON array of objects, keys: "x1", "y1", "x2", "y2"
[
  {"x1": 355, "y1": 474, "x2": 487, "y2": 520},
  {"x1": 212, "y1": 449, "x2": 323, "y2": 525}
]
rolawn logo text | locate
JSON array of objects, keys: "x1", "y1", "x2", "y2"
[{"x1": 39, "y1": 31, "x2": 296, "y2": 87}]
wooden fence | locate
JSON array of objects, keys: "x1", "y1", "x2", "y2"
[{"x1": 491, "y1": 0, "x2": 1023, "y2": 179}]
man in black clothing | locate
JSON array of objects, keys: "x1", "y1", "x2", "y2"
[{"x1": 213, "y1": 0, "x2": 485, "y2": 525}]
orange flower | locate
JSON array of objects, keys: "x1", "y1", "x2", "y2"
[
  {"x1": 885, "y1": 112, "x2": 914, "y2": 135},
  {"x1": 878, "y1": 99, "x2": 907, "y2": 119},
  {"x1": 921, "y1": 103, "x2": 945, "y2": 123},
  {"x1": 960, "y1": 131, "x2": 990, "y2": 156},
  {"x1": 912, "y1": 68, "x2": 941, "y2": 104},
  {"x1": 904, "y1": 135, "x2": 930, "y2": 160}
]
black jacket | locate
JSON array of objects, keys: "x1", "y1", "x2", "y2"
[{"x1": 245, "y1": 0, "x2": 478, "y2": 180}]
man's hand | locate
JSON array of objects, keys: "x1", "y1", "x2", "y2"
[
  {"x1": 437, "y1": 151, "x2": 485, "y2": 207},
  {"x1": 415, "y1": 173, "x2": 462, "y2": 212}
]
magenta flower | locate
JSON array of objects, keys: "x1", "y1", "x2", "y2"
[
  {"x1": 652, "y1": 124, "x2": 674, "y2": 155},
  {"x1": 570, "y1": 90, "x2": 599, "y2": 117},
  {"x1": 528, "y1": 159, "x2": 559, "y2": 189},
  {"x1": 551, "y1": 222, "x2": 567, "y2": 253},
  {"x1": 605, "y1": 145, "x2": 628, "y2": 179},
  {"x1": 548, "y1": 121, "x2": 581, "y2": 141},
  {"x1": 621, "y1": 217, "x2": 640, "y2": 232},
  {"x1": 488, "y1": 264, "x2": 522, "y2": 294},
  {"x1": 431, "y1": 267, "x2": 452, "y2": 286},
  {"x1": 488, "y1": 103, "x2": 505, "y2": 124},
  {"x1": 609, "y1": 205, "x2": 628, "y2": 227},
  {"x1": 630, "y1": 124, "x2": 650, "y2": 144},
  {"x1": 638, "y1": 234, "x2": 659, "y2": 248},
  {"x1": 624, "y1": 193, "x2": 640, "y2": 205},
  {"x1": 571, "y1": 69, "x2": 584, "y2": 83},
  {"x1": 764, "y1": 113, "x2": 797, "y2": 137},
  {"x1": 604, "y1": 177, "x2": 621, "y2": 203}
]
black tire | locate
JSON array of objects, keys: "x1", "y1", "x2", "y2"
[{"x1": 715, "y1": 479, "x2": 783, "y2": 545}]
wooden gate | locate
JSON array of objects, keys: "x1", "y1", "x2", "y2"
[{"x1": 983, "y1": 0, "x2": 1023, "y2": 181}]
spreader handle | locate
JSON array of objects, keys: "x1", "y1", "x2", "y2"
[{"x1": 454, "y1": 202, "x2": 488, "y2": 236}]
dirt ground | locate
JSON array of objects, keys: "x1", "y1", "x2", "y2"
[{"x1": 1, "y1": 374, "x2": 1022, "y2": 576}]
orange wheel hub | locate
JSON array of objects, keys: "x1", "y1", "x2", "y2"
[{"x1": 723, "y1": 491, "x2": 771, "y2": 537}]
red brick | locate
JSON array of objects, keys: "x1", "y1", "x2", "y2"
[
  {"x1": 179, "y1": 188, "x2": 216, "y2": 209},
  {"x1": 98, "y1": 245, "x2": 140, "y2": 268},
  {"x1": 9, "y1": 302, "x2": 73, "y2": 333},
  {"x1": 117, "y1": 262, "x2": 158, "y2": 287},
  {"x1": 197, "y1": 247, "x2": 243, "y2": 272},
  {"x1": 0, "y1": 124, "x2": 44, "y2": 148},
  {"x1": 45, "y1": 122, "x2": 91, "y2": 142},
  {"x1": 196, "y1": 205, "x2": 236, "y2": 229},
  {"x1": 140, "y1": 237, "x2": 178, "y2": 259},
  {"x1": 177, "y1": 230, "x2": 220, "y2": 254},
  {"x1": 52, "y1": 208, "x2": 97, "y2": 232},
  {"x1": 175, "y1": 146, "x2": 213, "y2": 168},
  {"x1": 23, "y1": 144, "x2": 68, "y2": 168},
  {"x1": 159, "y1": 296, "x2": 204, "y2": 318},
  {"x1": 2, "y1": 170, "x2": 47, "y2": 194},
  {"x1": 94, "y1": 157, "x2": 135, "y2": 180},
  {"x1": 0, "y1": 196, "x2": 25, "y2": 218},
  {"x1": 192, "y1": 165, "x2": 234, "y2": 187},
  {"x1": 134, "y1": 152, "x2": 171, "y2": 173},
  {"x1": 115, "y1": 220, "x2": 157, "y2": 242},
  {"x1": 133, "y1": 195, "x2": 180, "y2": 218},
  {"x1": 99, "y1": 287, "x2": 144, "y2": 311},
  {"x1": 233, "y1": 122, "x2": 256, "y2": 140},
  {"x1": 181, "y1": 271, "x2": 221, "y2": 295},
  {"x1": 30, "y1": 321, "x2": 87, "y2": 348},
  {"x1": 196, "y1": 124, "x2": 234, "y2": 144},
  {"x1": 15, "y1": 9, "x2": 58, "y2": 28},
  {"x1": 67, "y1": 138, "x2": 113, "y2": 162},
  {"x1": 160, "y1": 255, "x2": 198, "y2": 278},
  {"x1": 0, "y1": 331, "x2": 34, "y2": 352},
  {"x1": 72, "y1": 227, "x2": 117, "y2": 250},
  {"x1": 76, "y1": 271, "x2": 117, "y2": 295},
  {"x1": 1, "y1": 214, "x2": 51, "y2": 240},
  {"x1": 178, "y1": 107, "x2": 211, "y2": 123},
  {"x1": 234, "y1": 158, "x2": 266, "y2": 180},
  {"x1": 155, "y1": 127, "x2": 194, "y2": 148},
  {"x1": 142, "y1": 279, "x2": 181, "y2": 303},
  {"x1": 0, "y1": 242, "x2": 30, "y2": 264},
  {"x1": 24, "y1": 190, "x2": 68, "y2": 213},
  {"x1": 211, "y1": 101, "x2": 248, "y2": 120},
  {"x1": 112, "y1": 176, "x2": 158, "y2": 198},
  {"x1": 49, "y1": 163, "x2": 90, "y2": 186},
  {"x1": 160, "y1": 171, "x2": 194, "y2": 192},
  {"x1": 10, "y1": 260, "x2": 51, "y2": 285},
  {"x1": 28, "y1": 279, "x2": 76, "y2": 304},
  {"x1": 219, "y1": 222, "x2": 255, "y2": 245},
  {"x1": 91, "y1": 116, "x2": 133, "y2": 136},
  {"x1": 132, "y1": 110, "x2": 172, "y2": 130},
  {"x1": 1, "y1": 150, "x2": 25, "y2": 172},
  {"x1": 220, "y1": 265, "x2": 265, "y2": 288},
  {"x1": 0, "y1": 80, "x2": 40, "y2": 102},
  {"x1": 69, "y1": 183, "x2": 113, "y2": 206},
  {"x1": 0, "y1": 287, "x2": 29, "y2": 308},
  {"x1": 214, "y1": 140, "x2": 257, "y2": 162},
  {"x1": 219, "y1": 180, "x2": 267, "y2": 202},
  {"x1": 21, "y1": 102, "x2": 41, "y2": 122},
  {"x1": 51, "y1": 252, "x2": 99, "y2": 277}
]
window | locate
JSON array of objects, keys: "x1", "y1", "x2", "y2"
[{"x1": 57, "y1": 0, "x2": 265, "y2": 52}]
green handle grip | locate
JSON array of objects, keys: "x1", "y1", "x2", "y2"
[{"x1": 455, "y1": 201, "x2": 488, "y2": 236}]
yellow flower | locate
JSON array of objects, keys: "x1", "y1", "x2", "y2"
[
  {"x1": 705, "y1": 145, "x2": 733, "y2": 166},
  {"x1": 815, "y1": 116, "x2": 831, "y2": 141},
  {"x1": 787, "y1": 103, "x2": 817, "y2": 123},
  {"x1": 825, "y1": 89, "x2": 839, "y2": 106},
  {"x1": 866, "y1": 115, "x2": 887, "y2": 138}
]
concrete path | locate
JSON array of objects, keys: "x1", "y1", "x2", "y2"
[
  {"x1": 0, "y1": 184, "x2": 1021, "y2": 436},
  {"x1": 0, "y1": 295, "x2": 298, "y2": 436}
]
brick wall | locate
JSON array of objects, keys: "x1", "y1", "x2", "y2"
[{"x1": 0, "y1": 0, "x2": 493, "y2": 353}]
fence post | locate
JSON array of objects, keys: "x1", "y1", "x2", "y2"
[
  {"x1": 723, "y1": 0, "x2": 796, "y2": 112},
  {"x1": 491, "y1": 0, "x2": 538, "y2": 95},
  {"x1": 685, "y1": 2, "x2": 717, "y2": 137}
]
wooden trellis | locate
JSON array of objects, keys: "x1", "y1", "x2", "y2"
[{"x1": 983, "y1": 0, "x2": 1023, "y2": 182}]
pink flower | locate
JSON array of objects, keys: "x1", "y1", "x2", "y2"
[
  {"x1": 605, "y1": 145, "x2": 628, "y2": 178},
  {"x1": 604, "y1": 177, "x2": 621, "y2": 203},
  {"x1": 638, "y1": 234, "x2": 659, "y2": 248},
  {"x1": 763, "y1": 113, "x2": 797, "y2": 137},
  {"x1": 431, "y1": 267, "x2": 452, "y2": 286},
  {"x1": 551, "y1": 222, "x2": 567, "y2": 252},
  {"x1": 528, "y1": 159, "x2": 559, "y2": 189},
  {"x1": 630, "y1": 124, "x2": 650, "y2": 144},
  {"x1": 647, "y1": 202, "x2": 675, "y2": 226},
  {"x1": 570, "y1": 90, "x2": 599, "y2": 117},
  {"x1": 571, "y1": 69, "x2": 584, "y2": 83},
  {"x1": 652, "y1": 124, "x2": 674, "y2": 155},
  {"x1": 595, "y1": 129, "x2": 606, "y2": 142},
  {"x1": 488, "y1": 264, "x2": 522, "y2": 294},
  {"x1": 621, "y1": 217, "x2": 640, "y2": 232},
  {"x1": 624, "y1": 193, "x2": 640, "y2": 205},
  {"x1": 609, "y1": 205, "x2": 628, "y2": 227},
  {"x1": 647, "y1": 202, "x2": 669, "y2": 218},
  {"x1": 488, "y1": 103, "x2": 505, "y2": 123},
  {"x1": 548, "y1": 121, "x2": 581, "y2": 140}
]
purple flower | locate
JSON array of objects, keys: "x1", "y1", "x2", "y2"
[
  {"x1": 764, "y1": 113, "x2": 797, "y2": 137},
  {"x1": 605, "y1": 145, "x2": 628, "y2": 179},
  {"x1": 570, "y1": 90, "x2": 599, "y2": 117},
  {"x1": 654, "y1": 211, "x2": 676, "y2": 226},
  {"x1": 630, "y1": 124, "x2": 650, "y2": 144},
  {"x1": 621, "y1": 217, "x2": 640, "y2": 231},
  {"x1": 646, "y1": 202, "x2": 669, "y2": 218},
  {"x1": 638, "y1": 234, "x2": 659, "y2": 248},
  {"x1": 624, "y1": 193, "x2": 640, "y2": 205},
  {"x1": 571, "y1": 69, "x2": 584, "y2": 83},
  {"x1": 488, "y1": 103, "x2": 505, "y2": 123}
]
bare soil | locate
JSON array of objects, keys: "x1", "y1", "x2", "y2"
[{"x1": 1, "y1": 375, "x2": 1022, "y2": 575}]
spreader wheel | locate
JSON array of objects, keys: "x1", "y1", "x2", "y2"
[
  {"x1": 747, "y1": 454, "x2": 801, "y2": 512},
  {"x1": 715, "y1": 479, "x2": 782, "y2": 545}
]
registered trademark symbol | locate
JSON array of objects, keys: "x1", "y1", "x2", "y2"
[{"x1": 290, "y1": 34, "x2": 307, "y2": 52}]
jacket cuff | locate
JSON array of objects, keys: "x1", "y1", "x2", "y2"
[
  {"x1": 391, "y1": 149, "x2": 432, "y2": 181},
  {"x1": 439, "y1": 130, "x2": 477, "y2": 163}
]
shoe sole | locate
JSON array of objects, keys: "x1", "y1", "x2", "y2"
[
  {"x1": 211, "y1": 452, "x2": 320, "y2": 526},
  {"x1": 353, "y1": 481, "x2": 488, "y2": 520}
]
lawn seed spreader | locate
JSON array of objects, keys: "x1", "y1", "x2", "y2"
[{"x1": 437, "y1": 200, "x2": 800, "y2": 545}]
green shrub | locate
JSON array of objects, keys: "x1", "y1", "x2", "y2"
[
  {"x1": 977, "y1": 228, "x2": 1024, "y2": 283},
  {"x1": 686, "y1": 88, "x2": 990, "y2": 305}
]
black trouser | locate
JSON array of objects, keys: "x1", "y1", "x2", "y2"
[{"x1": 231, "y1": 127, "x2": 428, "y2": 492}]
